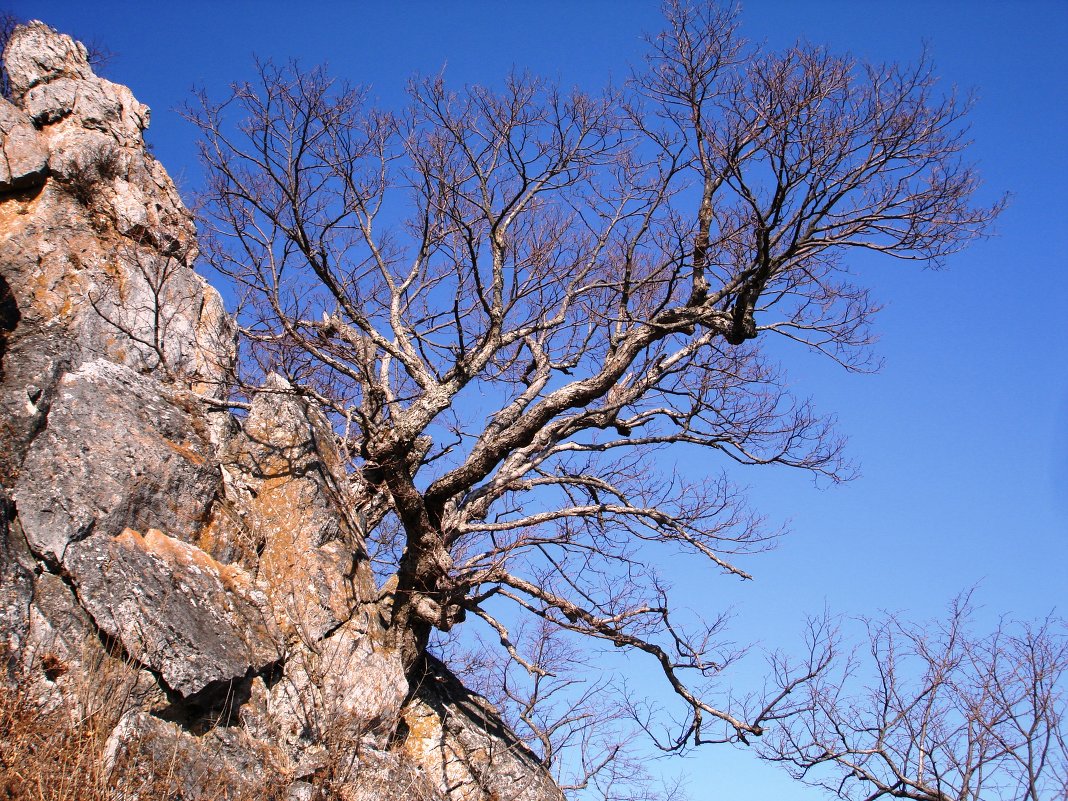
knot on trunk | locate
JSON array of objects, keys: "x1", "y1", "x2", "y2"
[
  {"x1": 725, "y1": 307, "x2": 757, "y2": 345},
  {"x1": 411, "y1": 591, "x2": 467, "y2": 632}
]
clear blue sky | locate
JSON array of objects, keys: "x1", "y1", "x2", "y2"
[{"x1": 12, "y1": 1, "x2": 1067, "y2": 798}]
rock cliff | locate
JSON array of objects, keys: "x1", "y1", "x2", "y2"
[{"x1": 0, "y1": 22, "x2": 563, "y2": 801}]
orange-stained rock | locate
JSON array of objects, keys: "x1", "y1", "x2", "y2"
[
  {"x1": 0, "y1": 21, "x2": 234, "y2": 417},
  {"x1": 210, "y1": 373, "x2": 377, "y2": 641},
  {"x1": 66, "y1": 527, "x2": 279, "y2": 696}
]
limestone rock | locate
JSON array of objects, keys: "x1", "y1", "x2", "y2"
[
  {"x1": 233, "y1": 373, "x2": 357, "y2": 553},
  {"x1": 0, "y1": 173, "x2": 233, "y2": 396},
  {"x1": 20, "y1": 584, "x2": 167, "y2": 720},
  {"x1": 0, "y1": 491, "x2": 34, "y2": 653},
  {"x1": 0, "y1": 20, "x2": 233, "y2": 401},
  {"x1": 2, "y1": 21, "x2": 93, "y2": 103},
  {"x1": 0, "y1": 320, "x2": 73, "y2": 486},
  {"x1": 208, "y1": 374, "x2": 374, "y2": 641},
  {"x1": 333, "y1": 748, "x2": 444, "y2": 801},
  {"x1": 105, "y1": 711, "x2": 286, "y2": 800},
  {"x1": 13, "y1": 359, "x2": 219, "y2": 564},
  {"x1": 5, "y1": 23, "x2": 147, "y2": 146},
  {"x1": 402, "y1": 656, "x2": 565, "y2": 801},
  {"x1": 65, "y1": 527, "x2": 278, "y2": 697},
  {"x1": 0, "y1": 97, "x2": 48, "y2": 190},
  {"x1": 242, "y1": 613, "x2": 406, "y2": 753},
  {"x1": 22, "y1": 571, "x2": 94, "y2": 666}
]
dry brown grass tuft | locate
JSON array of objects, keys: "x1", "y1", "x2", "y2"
[
  {"x1": 0, "y1": 641, "x2": 136, "y2": 800},
  {"x1": 0, "y1": 642, "x2": 448, "y2": 801},
  {"x1": 0, "y1": 643, "x2": 288, "y2": 801}
]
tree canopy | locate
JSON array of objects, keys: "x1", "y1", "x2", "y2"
[{"x1": 189, "y1": 0, "x2": 1002, "y2": 770}]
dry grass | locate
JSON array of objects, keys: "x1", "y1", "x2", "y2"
[
  {"x1": 0, "y1": 642, "x2": 446, "y2": 801},
  {"x1": 0, "y1": 643, "x2": 287, "y2": 801},
  {"x1": 0, "y1": 642, "x2": 134, "y2": 800}
]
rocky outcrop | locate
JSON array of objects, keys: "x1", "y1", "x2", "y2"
[
  {"x1": 0, "y1": 98, "x2": 47, "y2": 190},
  {"x1": 0, "y1": 21, "x2": 563, "y2": 801},
  {"x1": 403, "y1": 656, "x2": 568, "y2": 801}
]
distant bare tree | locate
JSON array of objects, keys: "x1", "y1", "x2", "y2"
[
  {"x1": 759, "y1": 596, "x2": 1068, "y2": 801},
  {"x1": 440, "y1": 617, "x2": 688, "y2": 800},
  {"x1": 89, "y1": 238, "x2": 187, "y2": 380},
  {"x1": 189, "y1": 0, "x2": 1001, "y2": 756},
  {"x1": 0, "y1": 13, "x2": 19, "y2": 100}
]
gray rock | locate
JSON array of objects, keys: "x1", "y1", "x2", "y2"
[
  {"x1": 242, "y1": 612, "x2": 407, "y2": 753},
  {"x1": 236, "y1": 373, "x2": 357, "y2": 551},
  {"x1": 0, "y1": 491, "x2": 34, "y2": 653},
  {"x1": 12, "y1": 360, "x2": 219, "y2": 564},
  {"x1": 66, "y1": 527, "x2": 278, "y2": 696},
  {"x1": 23, "y1": 571, "x2": 94, "y2": 664},
  {"x1": 286, "y1": 782, "x2": 322, "y2": 801},
  {"x1": 0, "y1": 97, "x2": 48, "y2": 191},
  {"x1": 23, "y1": 75, "x2": 149, "y2": 145},
  {"x1": 402, "y1": 655, "x2": 566, "y2": 801},
  {"x1": 0, "y1": 325, "x2": 74, "y2": 488},
  {"x1": 75, "y1": 237, "x2": 237, "y2": 392},
  {"x1": 18, "y1": 572, "x2": 169, "y2": 718},
  {"x1": 334, "y1": 747, "x2": 444, "y2": 801},
  {"x1": 104, "y1": 711, "x2": 282, "y2": 800},
  {"x1": 0, "y1": 19, "x2": 231, "y2": 400},
  {"x1": 2, "y1": 22, "x2": 93, "y2": 103}
]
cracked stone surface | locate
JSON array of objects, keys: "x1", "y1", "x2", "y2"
[
  {"x1": 66, "y1": 527, "x2": 279, "y2": 696},
  {"x1": 0, "y1": 97, "x2": 48, "y2": 190},
  {"x1": 12, "y1": 359, "x2": 219, "y2": 565}
]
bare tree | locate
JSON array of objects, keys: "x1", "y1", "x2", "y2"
[
  {"x1": 0, "y1": 12, "x2": 17, "y2": 100},
  {"x1": 189, "y1": 0, "x2": 1000, "y2": 756},
  {"x1": 759, "y1": 596, "x2": 1068, "y2": 801}
]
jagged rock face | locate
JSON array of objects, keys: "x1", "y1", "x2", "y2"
[
  {"x1": 104, "y1": 711, "x2": 289, "y2": 800},
  {"x1": 0, "y1": 21, "x2": 564, "y2": 801},
  {"x1": 67, "y1": 527, "x2": 281, "y2": 697},
  {"x1": 0, "y1": 20, "x2": 233, "y2": 491},
  {"x1": 402, "y1": 656, "x2": 566, "y2": 801},
  {"x1": 0, "y1": 97, "x2": 47, "y2": 190},
  {"x1": 12, "y1": 359, "x2": 220, "y2": 563},
  {"x1": 208, "y1": 373, "x2": 375, "y2": 640}
]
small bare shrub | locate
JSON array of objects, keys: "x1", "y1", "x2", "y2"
[{"x1": 58, "y1": 144, "x2": 122, "y2": 208}]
